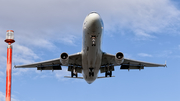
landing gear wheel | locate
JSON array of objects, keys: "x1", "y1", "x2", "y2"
[
  {"x1": 71, "y1": 70, "x2": 78, "y2": 78},
  {"x1": 105, "y1": 71, "x2": 112, "y2": 77},
  {"x1": 89, "y1": 72, "x2": 94, "y2": 77},
  {"x1": 71, "y1": 70, "x2": 73, "y2": 77},
  {"x1": 92, "y1": 72, "x2": 94, "y2": 76},
  {"x1": 109, "y1": 71, "x2": 112, "y2": 77},
  {"x1": 105, "y1": 71, "x2": 107, "y2": 77},
  {"x1": 75, "y1": 73, "x2": 78, "y2": 78}
]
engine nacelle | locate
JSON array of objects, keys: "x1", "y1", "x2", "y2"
[
  {"x1": 60, "y1": 52, "x2": 69, "y2": 65},
  {"x1": 115, "y1": 52, "x2": 124, "y2": 65}
]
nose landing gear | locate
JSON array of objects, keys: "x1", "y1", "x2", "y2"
[
  {"x1": 89, "y1": 72, "x2": 94, "y2": 77},
  {"x1": 91, "y1": 35, "x2": 96, "y2": 46},
  {"x1": 89, "y1": 68, "x2": 94, "y2": 77}
]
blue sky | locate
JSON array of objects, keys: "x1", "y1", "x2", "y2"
[{"x1": 0, "y1": 0, "x2": 180, "y2": 101}]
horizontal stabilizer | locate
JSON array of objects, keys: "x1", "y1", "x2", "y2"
[
  {"x1": 64, "y1": 76, "x2": 115, "y2": 79},
  {"x1": 64, "y1": 76, "x2": 83, "y2": 79},
  {"x1": 97, "y1": 76, "x2": 115, "y2": 79}
]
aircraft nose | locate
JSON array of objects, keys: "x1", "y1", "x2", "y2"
[
  {"x1": 87, "y1": 81, "x2": 92, "y2": 84},
  {"x1": 85, "y1": 76, "x2": 96, "y2": 84},
  {"x1": 88, "y1": 12, "x2": 101, "y2": 22},
  {"x1": 86, "y1": 12, "x2": 103, "y2": 31},
  {"x1": 86, "y1": 80, "x2": 94, "y2": 84}
]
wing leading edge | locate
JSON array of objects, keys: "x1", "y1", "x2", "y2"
[
  {"x1": 101, "y1": 53, "x2": 166, "y2": 70},
  {"x1": 15, "y1": 52, "x2": 82, "y2": 71}
]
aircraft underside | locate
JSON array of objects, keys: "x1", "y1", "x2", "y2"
[{"x1": 15, "y1": 12, "x2": 166, "y2": 84}]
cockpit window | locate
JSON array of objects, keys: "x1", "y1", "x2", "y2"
[
  {"x1": 91, "y1": 11, "x2": 97, "y2": 14},
  {"x1": 88, "y1": 11, "x2": 98, "y2": 16}
]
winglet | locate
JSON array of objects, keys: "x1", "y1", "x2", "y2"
[
  {"x1": 165, "y1": 61, "x2": 167, "y2": 67},
  {"x1": 13, "y1": 62, "x2": 16, "y2": 69}
]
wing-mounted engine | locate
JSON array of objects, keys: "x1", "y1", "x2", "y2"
[
  {"x1": 60, "y1": 52, "x2": 69, "y2": 65},
  {"x1": 115, "y1": 52, "x2": 124, "y2": 65}
]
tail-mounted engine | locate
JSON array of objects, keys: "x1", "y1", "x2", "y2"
[
  {"x1": 115, "y1": 52, "x2": 124, "y2": 65},
  {"x1": 60, "y1": 52, "x2": 69, "y2": 65}
]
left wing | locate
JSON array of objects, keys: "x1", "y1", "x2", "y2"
[
  {"x1": 15, "y1": 52, "x2": 82, "y2": 70},
  {"x1": 101, "y1": 53, "x2": 166, "y2": 70}
]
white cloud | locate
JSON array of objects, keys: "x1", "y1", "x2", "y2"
[
  {"x1": 134, "y1": 30, "x2": 156, "y2": 40},
  {"x1": 0, "y1": 69, "x2": 4, "y2": 83},
  {"x1": 156, "y1": 49, "x2": 180, "y2": 59},
  {"x1": 0, "y1": 1, "x2": 81, "y2": 47},
  {"x1": 0, "y1": 0, "x2": 179, "y2": 81},
  {"x1": 59, "y1": 34, "x2": 77, "y2": 46},
  {"x1": 0, "y1": 78, "x2": 3, "y2": 83},
  {"x1": 0, "y1": 56, "x2": 6, "y2": 69},
  {"x1": 13, "y1": 68, "x2": 32, "y2": 76},
  {"x1": 0, "y1": 36, "x2": 8, "y2": 69},
  {"x1": 11, "y1": 95, "x2": 20, "y2": 101},
  {"x1": 0, "y1": 1, "x2": 179, "y2": 100},
  {"x1": 0, "y1": 91, "x2": 20, "y2": 101},
  {"x1": 0, "y1": 0, "x2": 179, "y2": 43},
  {"x1": 14, "y1": 44, "x2": 39, "y2": 61},
  {"x1": 102, "y1": 0, "x2": 180, "y2": 39},
  {"x1": 178, "y1": 45, "x2": 180, "y2": 50},
  {"x1": 138, "y1": 53, "x2": 153, "y2": 57},
  {"x1": 11, "y1": 98, "x2": 19, "y2": 101},
  {"x1": 54, "y1": 67, "x2": 70, "y2": 81},
  {"x1": 123, "y1": 53, "x2": 134, "y2": 59},
  {"x1": 157, "y1": 50, "x2": 173, "y2": 58},
  {"x1": 0, "y1": 33, "x2": 40, "y2": 75},
  {"x1": 10, "y1": 43, "x2": 39, "y2": 75},
  {"x1": 0, "y1": 91, "x2": 5, "y2": 101},
  {"x1": 0, "y1": 0, "x2": 179, "y2": 79},
  {"x1": 0, "y1": 71, "x2": 4, "y2": 76}
]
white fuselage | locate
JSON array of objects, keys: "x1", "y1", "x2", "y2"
[{"x1": 82, "y1": 12, "x2": 104, "y2": 84}]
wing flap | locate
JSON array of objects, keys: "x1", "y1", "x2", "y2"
[
  {"x1": 37, "y1": 64, "x2": 62, "y2": 70},
  {"x1": 120, "y1": 65, "x2": 144, "y2": 70},
  {"x1": 101, "y1": 52, "x2": 166, "y2": 69},
  {"x1": 15, "y1": 52, "x2": 82, "y2": 71}
]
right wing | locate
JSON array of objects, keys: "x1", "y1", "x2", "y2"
[
  {"x1": 122, "y1": 58, "x2": 166, "y2": 67},
  {"x1": 101, "y1": 53, "x2": 166, "y2": 70},
  {"x1": 15, "y1": 52, "x2": 82, "y2": 70}
]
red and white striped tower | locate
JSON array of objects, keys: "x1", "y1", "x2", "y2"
[{"x1": 4, "y1": 30, "x2": 15, "y2": 101}]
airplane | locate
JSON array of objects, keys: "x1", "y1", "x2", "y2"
[{"x1": 15, "y1": 12, "x2": 166, "y2": 84}]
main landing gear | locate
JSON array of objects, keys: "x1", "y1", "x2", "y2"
[
  {"x1": 105, "y1": 71, "x2": 112, "y2": 77},
  {"x1": 100, "y1": 64, "x2": 114, "y2": 77},
  {"x1": 71, "y1": 68, "x2": 78, "y2": 78},
  {"x1": 68, "y1": 65, "x2": 82, "y2": 78},
  {"x1": 68, "y1": 65, "x2": 79, "y2": 78}
]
